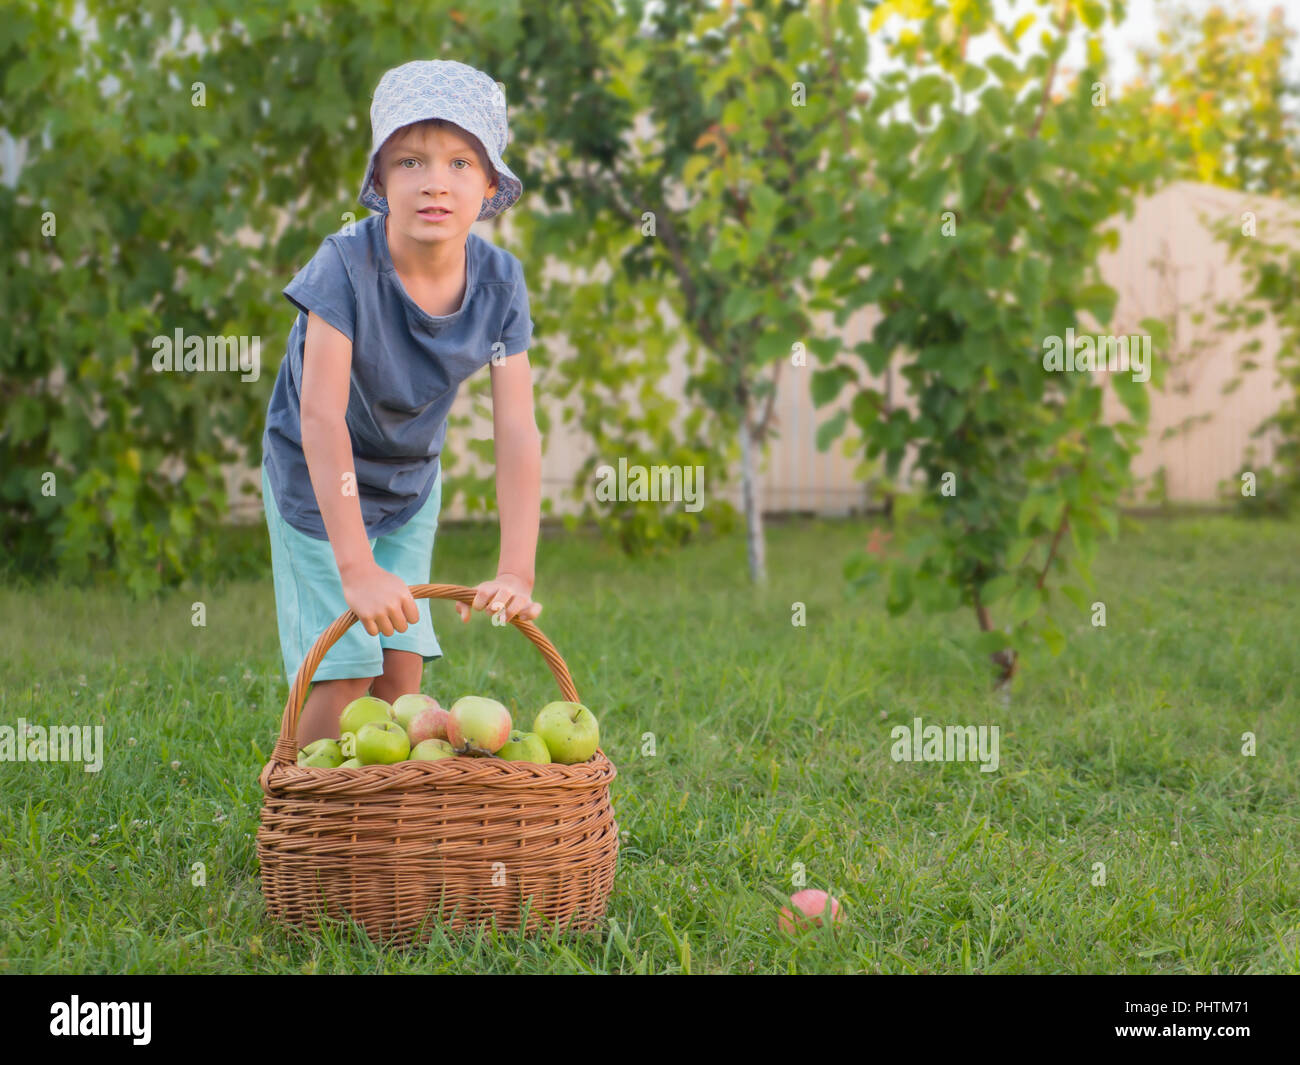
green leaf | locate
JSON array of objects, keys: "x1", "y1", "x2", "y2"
[
  {"x1": 811, "y1": 366, "x2": 855, "y2": 407},
  {"x1": 981, "y1": 574, "x2": 1016, "y2": 604},
  {"x1": 1060, "y1": 584, "x2": 1090, "y2": 612},
  {"x1": 1111, "y1": 374, "x2": 1150, "y2": 422},
  {"x1": 1009, "y1": 585, "x2": 1040, "y2": 624},
  {"x1": 1077, "y1": 282, "x2": 1118, "y2": 324},
  {"x1": 1079, "y1": 1, "x2": 1106, "y2": 31},
  {"x1": 1017, "y1": 494, "x2": 1043, "y2": 533},
  {"x1": 815, "y1": 410, "x2": 848, "y2": 452},
  {"x1": 1041, "y1": 616, "x2": 1066, "y2": 656},
  {"x1": 958, "y1": 65, "x2": 987, "y2": 93},
  {"x1": 886, "y1": 564, "x2": 914, "y2": 615},
  {"x1": 782, "y1": 12, "x2": 816, "y2": 55},
  {"x1": 855, "y1": 340, "x2": 891, "y2": 375},
  {"x1": 851, "y1": 389, "x2": 883, "y2": 430},
  {"x1": 1006, "y1": 538, "x2": 1035, "y2": 566}
]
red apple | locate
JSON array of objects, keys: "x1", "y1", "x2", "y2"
[
  {"x1": 446, "y1": 695, "x2": 512, "y2": 755},
  {"x1": 408, "y1": 705, "x2": 452, "y2": 747},
  {"x1": 778, "y1": 889, "x2": 843, "y2": 934},
  {"x1": 391, "y1": 693, "x2": 439, "y2": 732}
]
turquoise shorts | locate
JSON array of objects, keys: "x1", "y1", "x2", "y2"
[{"x1": 261, "y1": 463, "x2": 443, "y2": 686}]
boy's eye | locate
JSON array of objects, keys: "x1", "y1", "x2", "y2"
[{"x1": 398, "y1": 158, "x2": 469, "y2": 169}]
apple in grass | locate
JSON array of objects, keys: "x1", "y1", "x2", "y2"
[
  {"x1": 297, "y1": 738, "x2": 344, "y2": 768},
  {"x1": 446, "y1": 696, "x2": 512, "y2": 755},
  {"x1": 409, "y1": 738, "x2": 457, "y2": 761},
  {"x1": 532, "y1": 701, "x2": 600, "y2": 764},
  {"x1": 354, "y1": 720, "x2": 411, "y2": 765},
  {"x1": 339, "y1": 695, "x2": 392, "y2": 737},
  {"x1": 391, "y1": 693, "x2": 441, "y2": 733},
  {"x1": 778, "y1": 890, "x2": 844, "y2": 934},
  {"x1": 497, "y1": 730, "x2": 551, "y2": 764}
]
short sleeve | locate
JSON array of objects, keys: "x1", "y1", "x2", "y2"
[
  {"x1": 283, "y1": 238, "x2": 356, "y2": 342},
  {"x1": 498, "y1": 257, "x2": 533, "y2": 357}
]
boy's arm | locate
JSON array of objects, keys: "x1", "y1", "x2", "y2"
[
  {"x1": 490, "y1": 351, "x2": 541, "y2": 589},
  {"x1": 299, "y1": 312, "x2": 419, "y2": 637},
  {"x1": 299, "y1": 311, "x2": 374, "y2": 578},
  {"x1": 453, "y1": 351, "x2": 542, "y2": 625}
]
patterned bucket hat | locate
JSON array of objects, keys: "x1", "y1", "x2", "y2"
[{"x1": 358, "y1": 59, "x2": 522, "y2": 221}]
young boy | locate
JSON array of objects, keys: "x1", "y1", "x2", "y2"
[{"x1": 260, "y1": 60, "x2": 542, "y2": 747}]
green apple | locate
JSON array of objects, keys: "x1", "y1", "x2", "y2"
[
  {"x1": 532, "y1": 702, "x2": 600, "y2": 765},
  {"x1": 392, "y1": 693, "x2": 440, "y2": 733},
  {"x1": 409, "y1": 738, "x2": 457, "y2": 761},
  {"x1": 338, "y1": 758, "x2": 363, "y2": 768},
  {"x1": 447, "y1": 695, "x2": 513, "y2": 755},
  {"x1": 497, "y1": 730, "x2": 551, "y2": 764},
  {"x1": 297, "y1": 738, "x2": 344, "y2": 768},
  {"x1": 355, "y1": 720, "x2": 410, "y2": 765},
  {"x1": 339, "y1": 695, "x2": 392, "y2": 737}
]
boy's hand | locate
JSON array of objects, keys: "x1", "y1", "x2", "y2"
[
  {"x1": 340, "y1": 560, "x2": 420, "y2": 637},
  {"x1": 455, "y1": 572, "x2": 542, "y2": 624}
]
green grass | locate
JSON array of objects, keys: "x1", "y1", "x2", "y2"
[{"x1": 0, "y1": 514, "x2": 1297, "y2": 973}]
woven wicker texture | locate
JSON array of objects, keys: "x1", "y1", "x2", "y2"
[{"x1": 257, "y1": 584, "x2": 618, "y2": 945}]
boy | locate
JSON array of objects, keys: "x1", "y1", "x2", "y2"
[{"x1": 260, "y1": 60, "x2": 542, "y2": 747}]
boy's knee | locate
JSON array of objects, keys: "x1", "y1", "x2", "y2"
[{"x1": 312, "y1": 675, "x2": 377, "y2": 697}]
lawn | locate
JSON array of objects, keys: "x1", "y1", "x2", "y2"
[{"x1": 0, "y1": 514, "x2": 1297, "y2": 973}]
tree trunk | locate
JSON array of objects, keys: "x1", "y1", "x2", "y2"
[
  {"x1": 739, "y1": 412, "x2": 767, "y2": 584},
  {"x1": 881, "y1": 363, "x2": 895, "y2": 526},
  {"x1": 975, "y1": 600, "x2": 1018, "y2": 687}
]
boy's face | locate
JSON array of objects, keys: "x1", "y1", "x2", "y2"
[{"x1": 373, "y1": 123, "x2": 498, "y2": 245}]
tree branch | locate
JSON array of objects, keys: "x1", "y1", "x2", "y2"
[
  {"x1": 1035, "y1": 510, "x2": 1070, "y2": 590},
  {"x1": 990, "y1": 53, "x2": 1059, "y2": 216}
]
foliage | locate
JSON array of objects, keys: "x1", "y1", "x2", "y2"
[
  {"x1": 497, "y1": 0, "x2": 867, "y2": 569},
  {"x1": 820, "y1": 0, "x2": 1169, "y2": 680},
  {"x1": 1, "y1": 0, "x2": 490, "y2": 593},
  {"x1": 1130, "y1": 3, "x2": 1300, "y2": 195},
  {"x1": 1212, "y1": 207, "x2": 1300, "y2": 517},
  {"x1": 1127, "y1": 2, "x2": 1300, "y2": 514},
  {"x1": 1, "y1": 0, "x2": 721, "y2": 590}
]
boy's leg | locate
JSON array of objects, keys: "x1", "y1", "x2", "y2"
[
  {"x1": 369, "y1": 649, "x2": 424, "y2": 705},
  {"x1": 298, "y1": 675, "x2": 375, "y2": 747},
  {"x1": 263, "y1": 463, "x2": 390, "y2": 754},
  {"x1": 371, "y1": 469, "x2": 444, "y2": 696}
]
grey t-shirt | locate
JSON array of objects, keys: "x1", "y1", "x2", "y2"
[{"x1": 261, "y1": 213, "x2": 533, "y2": 541}]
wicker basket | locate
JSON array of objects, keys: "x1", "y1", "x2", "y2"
[{"x1": 256, "y1": 583, "x2": 618, "y2": 945}]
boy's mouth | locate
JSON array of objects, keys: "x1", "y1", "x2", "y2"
[{"x1": 418, "y1": 206, "x2": 452, "y2": 221}]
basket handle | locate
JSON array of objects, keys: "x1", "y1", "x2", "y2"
[{"x1": 270, "y1": 584, "x2": 580, "y2": 766}]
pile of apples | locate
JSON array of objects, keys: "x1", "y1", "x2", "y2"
[{"x1": 296, "y1": 693, "x2": 601, "y2": 769}]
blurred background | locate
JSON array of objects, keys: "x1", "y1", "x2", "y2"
[{"x1": 2, "y1": 0, "x2": 1297, "y2": 601}]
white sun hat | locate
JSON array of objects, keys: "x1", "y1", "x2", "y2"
[{"x1": 357, "y1": 59, "x2": 523, "y2": 221}]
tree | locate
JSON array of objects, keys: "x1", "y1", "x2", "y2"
[
  {"x1": 502, "y1": 0, "x2": 869, "y2": 580},
  {"x1": 820, "y1": 0, "x2": 1169, "y2": 682}
]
